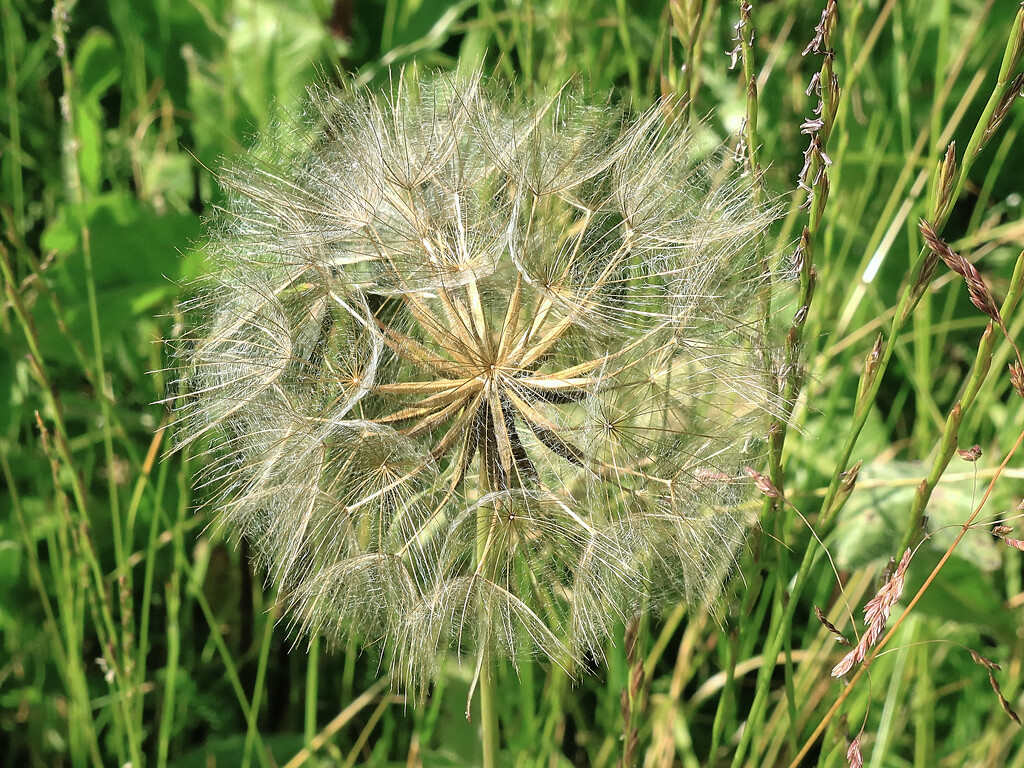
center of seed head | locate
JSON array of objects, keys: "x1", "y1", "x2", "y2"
[{"x1": 479, "y1": 362, "x2": 499, "y2": 387}]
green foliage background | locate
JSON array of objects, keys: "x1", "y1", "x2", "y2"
[{"x1": 3, "y1": 0, "x2": 1024, "y2": 766}]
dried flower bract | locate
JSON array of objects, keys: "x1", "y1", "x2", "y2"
[{"x1": 170, "y1": 70, "x2": 786, "y2": 692}]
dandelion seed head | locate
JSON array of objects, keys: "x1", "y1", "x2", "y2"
[{"x1": 170, "y1": 69, "x2": 788, "y2": 694}]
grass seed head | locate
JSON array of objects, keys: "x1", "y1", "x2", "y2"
[{"x1": 170, "y1": 69, "x2": 788, "y2": 693}]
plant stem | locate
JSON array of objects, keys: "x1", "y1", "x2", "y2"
[
  {"x1": 477, "y1": 460, "x2": 499, "y2": 768},
  {"x1": 480, "y1": 653, "x2": 500, "y2": 768}
]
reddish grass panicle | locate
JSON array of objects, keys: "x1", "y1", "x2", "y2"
[
  {"x1": 169, "y1": 70, "x2": 787, "y2": 692},
  {"x1": 831, "y1": 548, "x2": 912, "y2": 678}
]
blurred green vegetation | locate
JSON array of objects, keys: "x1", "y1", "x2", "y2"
[{"x1": 3, "y1": 0, "x2": 1024, "y2": 766}]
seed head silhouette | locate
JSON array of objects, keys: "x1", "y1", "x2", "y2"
[{"x1": 172, "y1": 70, "x2": 785, "y2": 692}]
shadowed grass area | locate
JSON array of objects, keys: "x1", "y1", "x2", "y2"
[{"x1": 3, "y1": 1, "x2": 1024, "y2": 766}]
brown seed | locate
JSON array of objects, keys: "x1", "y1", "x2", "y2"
[
  {"x1": 957, "y1": 444, "x2": 982, "y2": 462},
  {"x1": 814, "y1": 605, "x2": 851, "y2": 646}
]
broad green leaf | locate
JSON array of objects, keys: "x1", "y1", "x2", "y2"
[
  {"x1": 35, "y1": 193, "x2": 201, "y2": 359},
  {"x1": 73, "y1": 29, "x2": 121, "y2": 102},
  {"x1": 832, "y1": 460, "x2": 1007, "y2": 573}
]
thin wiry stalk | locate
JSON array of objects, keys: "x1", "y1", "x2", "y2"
[{"x1": 169, "y1": 69, "x2": 787, "y2": 697}]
